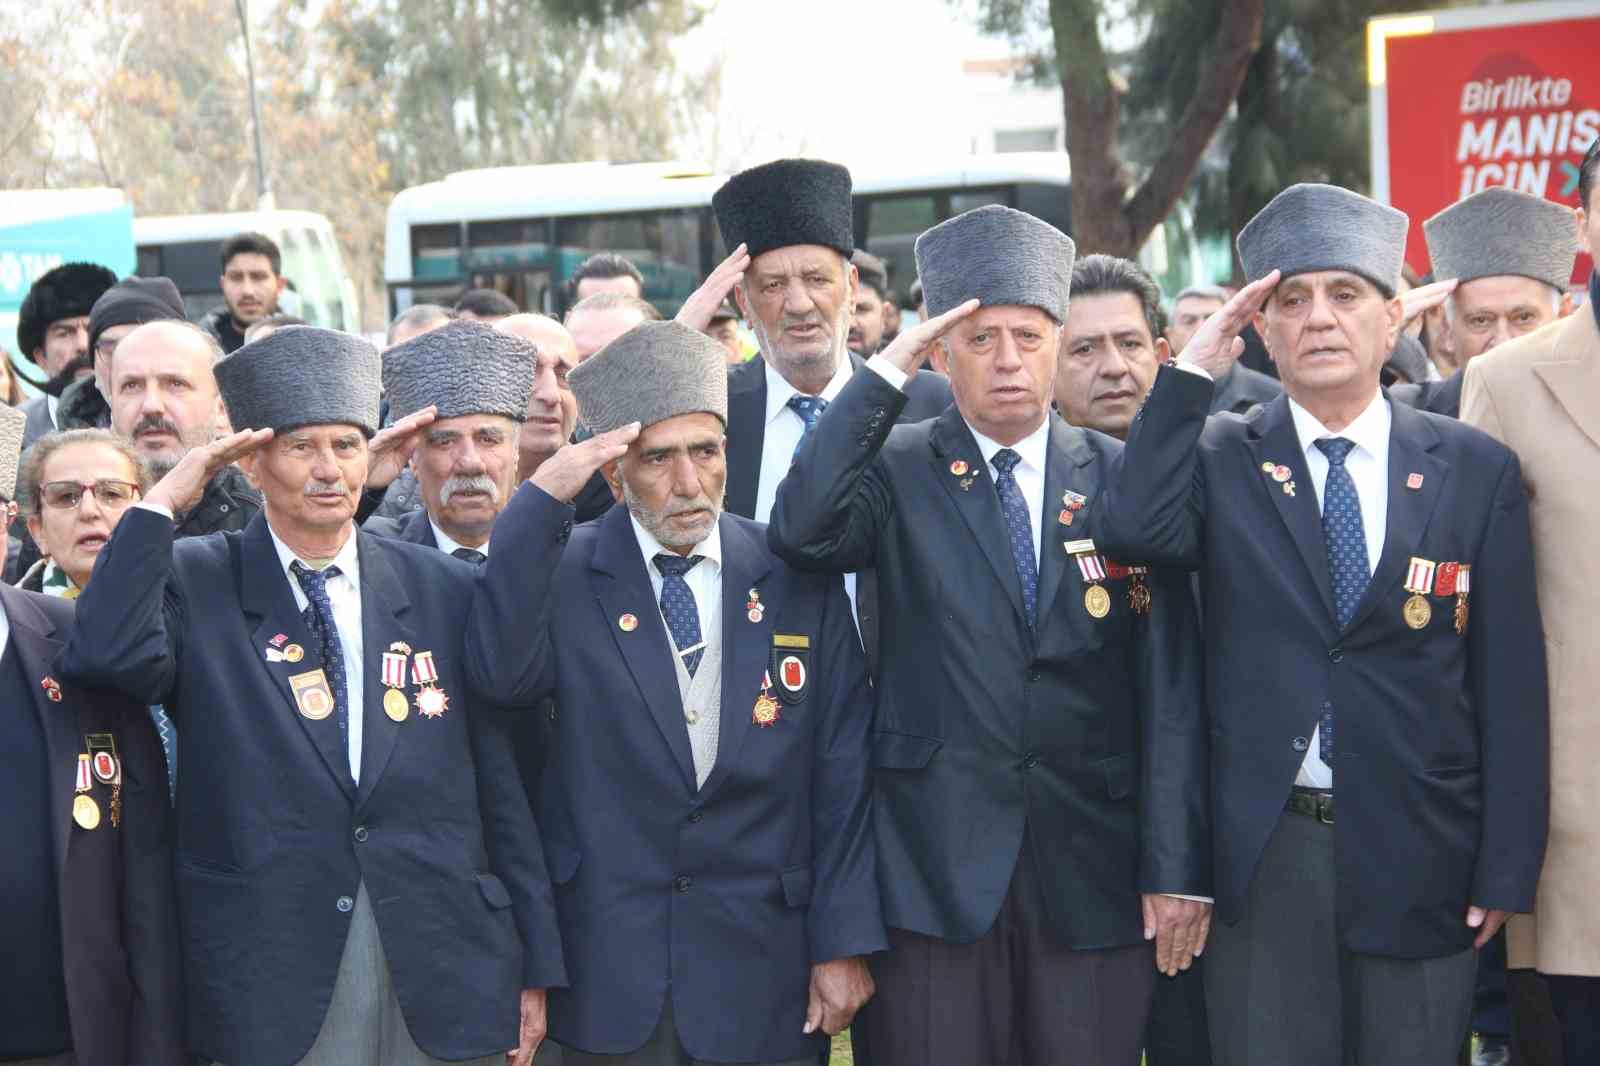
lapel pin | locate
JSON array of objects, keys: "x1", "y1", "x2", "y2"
[
  {"x1": 959, "y1": 476, "x2": 975, "y2": 491},
  {"x1": 618, "y1": 613, "x2": 638, "y2": 633},
  {"x1": 41, "y1": 676, "x2": 62, "y2": 702},
  {"x1": 746, "y1": 587, "x2": 765, "y2": 624},
  {"x1": 1283, "y1": 480, "x2": 1297, "y2": 497},
  {"x1": 283, "y1": 644, "x2": 305, "y2": 664},
  {"x1": 1058, "y1": 509, "x2": 1074, "y2": 526},
  {"x1": 1063, "y1": 490, "x2": 1087, "y2": 510},
  {"x1": 1260, "y1": 461, "x2": 1276, "y2": 473},
  {"x1": 270, "y1": 633, "x2": 288, "y2": 647},
  {"x1": 1407, "y1": 472, "x2": 1424, "y2": 490},
  {"x1": 949, "y1": 459, "x2": 969, "y2": 477},
  {"x1": 1271, "y1": 465, "x2": 1292, "y2": 483}
]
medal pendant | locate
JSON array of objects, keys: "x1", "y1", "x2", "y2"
[
  {"x1": 753, "y1": 693, "x2": 781, "y2": 727},
  {"x1": 1403, "y1": 594, "x2": 1432, "y2": 630},
  {"x1": 416, "y1": 684, "x2": 449, "y2": 719},
  {"x1": 1454, "y1": 596, "x2": 1469, "y2": 635},
  {"x1": 110, "y1": 784, "x2": 122, "y2": 828},
  {"x1": 1128, "y1": 579, "x2": 1152, "y2": 615},
  {"x1": 73, "y1": 794, "x2": 101, "y2": 831},
  {"x1": 384, "y1": 688, "x2": 410, "y2": 722},
  {"x1": 1084, "y1": 584, "x2": 1112, "y2": 619}
]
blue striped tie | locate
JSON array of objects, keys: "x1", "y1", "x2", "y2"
[
  {"x1": 1314, "y1": 437, "x2": 1369, "y2": 759},
  {"x1": 992, "y1": 448, "x2": 1038, "y2": 627}
]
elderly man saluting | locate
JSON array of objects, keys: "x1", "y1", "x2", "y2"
[
  {"x1": 468, "y1": 319, "x2": 885, "y2": 1066},
  {"x1": 58, "y1": 326, "x2": 566, "y2": 1066}
]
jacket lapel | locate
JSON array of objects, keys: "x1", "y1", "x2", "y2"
[
  {"x1": 1036, "y1": 416, "x2": 1098, "y2": 626},
  {"x1": 1532, "y1": 310, "x2": 1600, "y2": 453},
  {"x1": 591, "y1": 507, "x2": 697, "y2": 792},
  {"x1": 1343, "y1": 400, "x2": 1446, "y2": 634},
  {"x1": 699, "y1": 517, "x2": 774, "y2": 800},
  {"x1": 724, "y1": 358, "x2": 767, "y2": 519},
  {"x1": 353, "y1": 535, "x2": 419, "y2": 809},
  {"x1": 403, "y1": 510, "x2": 438, "y2": 549},
  {"x1": 236, "y1": 516, "x2": 357, "y2": 801},
  {"x1": 928, "y1": 409, "x2": 1029, "y2": 629},
  {"x1": 1, "y1": 585, "x2": 76, "y2": 878},
  {"x1": 1244, "y1": 396, "x2": 1338, "y2": 623}
]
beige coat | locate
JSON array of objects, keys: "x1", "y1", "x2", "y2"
[{"x1": 1463, "y1": 305, "x2": 1600, "y2": 975}]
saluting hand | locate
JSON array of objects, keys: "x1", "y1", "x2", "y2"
[
  {"x1": 365, "y1": 405, "x2": 437, "y2": 490},
  {"x1": 1400, "y1": 277, "x2": 1457, "y2": 331},
  {"x1": 875, "y1": 297, "x2": 981, "y2": 376},
  {"x1": 804, "y1": 956, "x2": 875, "y2": 1037},
  {"x1": 529, "y1": 422, "x2": 641, "y2": 504},
  {"x1": 676, "y1": 243, "x2": 750, "y2": 332},
  {"x1": 1143, "y1": 894, "x2": 1212, "y2": 977},
  {"x1": 144, "y1": 427, "x2": 275, "y2": 516},
  {"x1": 506, "y1": 987, "x2": 547, "y2": 1066},
  {"x1": 1176, "y1": 270, "x2": 1281, "y2": 378}
]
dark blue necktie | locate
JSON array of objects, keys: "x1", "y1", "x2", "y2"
[
  {"x1": 991, "y1": 448, "x2": 1038, "y2": 627},
  {"x1": 452, "y1": 547, "x2": 486, "y2": 565},
  {"x1": 1314, "y1": 437, "x2": 1370, "y2": 759},
  {"x1": 655, "y1": 553, "x2": 706, "y2": 677},
  {"x1": 787, "y1": 394, "x2": 828, "y2": 457},
  {"x1": 290, "y1": 561, "x2": 350, "y2": 746}
]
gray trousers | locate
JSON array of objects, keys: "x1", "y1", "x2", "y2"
[
  {"x1": 1204, "y1": 810, "x2": 1477, "y2": 1066},
  {"x1": 218, "y1": 883, "x2": 503, "y2": 1066},
  {"x1": 557, "y1": 1001, "x2": 813, "y2": 1066}
]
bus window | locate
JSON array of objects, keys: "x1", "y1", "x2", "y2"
[
  {"x1": 467, "y1": 218, "x2": 553, "y2": 315},
  {"x1": 860, "y1": 193, "x2": 938, "y2": 302},
  {"x1": 554, "y1": 209, "x2": 701, "y2": 317},
  {"x1": 412, "y1": 224, "x2": 462, "y2": 281}
]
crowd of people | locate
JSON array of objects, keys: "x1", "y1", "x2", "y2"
[{"x1": 2, "y1": 137, "x2": 1598, "y2": 1066}]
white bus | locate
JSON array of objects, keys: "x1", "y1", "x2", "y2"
[
  {"x1": 383, "y1": 154, "x2": 1205, "y2": 322},
  {"x1": 134, "y1": 210, "x2": 361, "y2": 333}
]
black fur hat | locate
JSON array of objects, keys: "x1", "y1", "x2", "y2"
[
  {"x1": 16, "y1": 262, "x2": 117, "y2": 361},
  {"x1": 713, "y1": 159, "x2": 854, "y2": 259}
]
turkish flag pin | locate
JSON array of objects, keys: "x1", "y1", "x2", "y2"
[{"x1": 1406, "y1": 473, "x2": 1424, "y2": 490}]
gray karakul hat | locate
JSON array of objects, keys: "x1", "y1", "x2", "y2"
[
  {"x1": 0, "y1": 402, "x2": 25, "y2": 501},
  {"x1": 215, "y1": 326, "x2": 381, "y2": 437},
  {"x1": 713, "y1": 159, "x2": 854, "y2": 259},
  {"x1": 568, "y1": 320, "x2": 727, "y2": 435},
  {"x1": 1237, "y1": 184, "x2": 1409, "y2": 296},
  {"x1": 915, "y1": 204, "x2": 1076, "y2": 322},
  {"x1": 1424, "y1": 186, "x2": 1577, "y2": 291},
  {"x1": 382, "y1": 318, "x2": 534, "y2": 423}
]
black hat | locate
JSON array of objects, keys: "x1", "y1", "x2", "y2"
[
  {"x1": 17, "y1": 262, "x2": 117, "y2": 361},
  {"x1": 89, "y1": 276, "x2": 187, "y2": 354},
  {"x1": 713, "y1": 159, "x2": 854, "y2": 259}
]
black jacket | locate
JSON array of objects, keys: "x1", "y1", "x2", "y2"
[
  {"x1": 767, "y1": 370, "x2": 1209, "y2": 946},
  {"x1": 1209, "y1": 362, "x2": 1282, "y2": 416},
  {"x1": 198, "y1": 307, "x2": 247, "y2": 354}
]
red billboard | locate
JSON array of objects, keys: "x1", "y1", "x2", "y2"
[{"x1": 1373, "y1": 5, "x2": 1600, "y2": 284}]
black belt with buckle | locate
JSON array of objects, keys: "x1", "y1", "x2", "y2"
[{"x1": 1287, "y1": 787, "x2": 1334, "y2": 824}]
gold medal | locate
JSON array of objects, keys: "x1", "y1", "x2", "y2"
[
  {"x1": 1403, "y1": 594, "x2": 1432, "y2": 630},
  {"x1": 753, "y1": 692, "x2": 781, "y2": 726},
  {"x1": 1084, "y1": 584, "x2": 1112, "y2": 619},
  {"x1": 73, "y1": 793, "x2": 101, "y2": 830},
  {"x1": 384, "y1": 688, "x2": 410, "y2": 722}
]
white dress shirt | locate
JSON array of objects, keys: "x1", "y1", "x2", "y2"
[
  {"x1": 0, "y1": 596, "x2": 10, "y2": 661},
  {"x1": 430, "y1": 520, "x2": 488, "y2": 559},
  {"x1": 1288, "y1": 388, "x2": 1391, "y2": 788},
  {"x1": 269, "y1": 527, "x2": 366, "y2": 782},
  {"x1": 632, "y1": 515, "x2": 724, "y2": 669},
  {"x1": 753, "y1": 356, "x2": 855, "y2": 525}
]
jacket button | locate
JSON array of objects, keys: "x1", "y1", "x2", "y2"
[
  {"x1": 1029, "y1": 671, "x2": 1041, "y2": 683},
  {"x1": 336, "y1": 895, "x2": 354, "y2": 913},
  {"x1": 1328, "y1": 648, "x2": 1344, "y2": 663},
  {"x1": 353, "y1": 826, "x2": 369, "y2": 843},
  {"x1": 1292, "y1": 737, "x2": 1310, "y2": 753},
  {"x1": 674, "y1": 876, "x2": 692, "y2": 893},
  {"x1": 1023, "y1": 753, "x2": 1039, "y2": 769},
  {"x1": 688, "y1": 811, "x2": 703, "y2": 824}
]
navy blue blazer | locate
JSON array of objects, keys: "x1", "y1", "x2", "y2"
[
  {"x1": 1100, "y1": 366, "x2": 1548, "y2": 958},
  {"x1": 361, "y1": 507, "x2": 437, "y2": 548},
  {"x1": 2, "y1": 583, "x2": 185, "y2": 1066},
  {"x1": 767, "y1": 370, "x2": 1209, "y2": 948},
  {"x1": 57, "y1": 510, "x2": 565, "y2": 1066},
  {"x1": 471, "y1": 486, "x2": 886, "y2": 1062}
]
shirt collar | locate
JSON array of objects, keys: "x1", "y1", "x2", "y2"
[
  {"x1": 267, "y1": 521, "x2": 361, "y2": 586},
  {"x1": 1287, "y1": 388, "x2": 1391, "y2": 461},
  {"x1": 629, "y1": 511, "x2": 723, "y2": 577},
  {"x1": 763, "y1": 353, "x2": 854, "y2": 427},
  {"x1": 966, "y1": 415, "x2": 1052, "y2": 477},
  {"x1": 429, "y1": 520, "x2": 486, "y2": 559}
]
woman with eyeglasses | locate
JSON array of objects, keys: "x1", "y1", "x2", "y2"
[{"x1": 15, "y1": 430, "x2": 149, "y2": 596}]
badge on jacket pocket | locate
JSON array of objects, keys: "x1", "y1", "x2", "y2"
[{"x1": 771, "y1": 634, "x2": 810, "y2": 705}]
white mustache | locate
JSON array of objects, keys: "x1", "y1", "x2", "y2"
[
  {"x1": 441, "y1": 474, "x2": 501, "y2": 505},
  {"x1": 303, "y1": 480, "x2": 345, "y2": 496}
]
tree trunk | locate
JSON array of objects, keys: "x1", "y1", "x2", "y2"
[{"x1": 1054, "y1": 0, "x2": 1265, "y2": 259}]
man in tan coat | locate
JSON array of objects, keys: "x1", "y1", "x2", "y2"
[{"x1": 1461, "y1": 136, "x2": 1600, "y2": 1064}]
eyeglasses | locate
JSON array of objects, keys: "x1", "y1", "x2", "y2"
[{"x1": 38, "y1": 480, "x2": 142, "y2": 510}]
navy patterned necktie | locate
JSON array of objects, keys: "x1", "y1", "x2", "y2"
[
  {"x1": 290, "y1": 561, "x2": 350, "y2": 745},
  {"x1": 452, "y1": 547, "x2": 486, "y2": 565},
  {"x1": 991, "y1": 448, "x2": 1039, "y2": 627},
  {"x1": 655, "y1": 553, "x2": 706, "y2": 677},
  {"x1": 787, "y1": 394, "x2": 828, "y2": 457},
  {"x1": 1314, "y1": 437, "x2": 1370, "y2": 759}
]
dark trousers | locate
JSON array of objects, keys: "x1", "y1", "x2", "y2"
[
  {"x1": 1473, "y1": 931, "x2": 1510, "y2": 1038},
  {"x1": 558, "y1": 1002, "x2": 813, "y2": 1066},
  {"x1": 1545, "y1": 975, "x2": 1600, "y2": 1064},
  {"x1": 1145, "y1": 962, "x2": 1213, "y2": 1066},
  {"x1": 860, "y1": 841, "x2": 1155, "y2": 1066},
  {"x1": 1204, "y1": 810, "x2": 1477, "y2": 1066},
  {"x1": 1508, "y1": 968, "x2": 1565, "y2": 1066}
]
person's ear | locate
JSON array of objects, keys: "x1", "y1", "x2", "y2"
[
  {"x1": 602, "y1": 457, "x2": 624, "y2": 503},
  {"x1": 1154, "y1": 336, "x2": 1173, "y2": 365}
]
